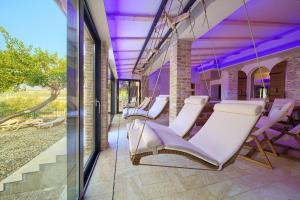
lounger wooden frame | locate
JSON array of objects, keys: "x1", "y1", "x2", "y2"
[
  {"x1": 130, "y1": 132, "x2": 251, "y2": 171},
  {"x1": 239, "y1": 134, "x2": 278, "y2": 169},
  {"x1": 271, "y1": 127, "x2": 300, "y2": 153},
  {"x1": 130, "y1": 148, "x2": 242, "y2": 170}
]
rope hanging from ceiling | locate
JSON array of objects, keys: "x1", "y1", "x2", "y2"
[
  {"x1": 242, "y1": 0, "x2": 266, "y2": 96},
  {"x1": 128, "y1": 0, "x2": 219, "y2": 171},
  {"x1": 123, "y1": 0, "x2": 267, "y2": 170}
]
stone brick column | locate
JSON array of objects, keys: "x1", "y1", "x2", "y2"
[
  {"x1": 227, "y1": 68, "x2": 240, "y2": 100},
  {"x1": 100, "y1": 42, "x2": 109, "y2": 150},
  {"x1": 83, "y1": 39, "x2": 94, "y2": 152},
  {"x1": 286, "y1": 54, "x2": 300, "y2": 104},
  {"x1": 169, "y1": 39, "x2": 192, "y2": 122}
]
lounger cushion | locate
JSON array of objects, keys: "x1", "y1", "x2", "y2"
[
  {"x1": 169, "y1": 96, "x2": 207, "y2": 137},
  {"x1": 134, "y1": 120, "x2": 162, "y2": 148},
  {"x1": 147, "y1": 96, "x2": 168, "y2": 118},
  {"x1": 137, "y1": 121, "x2": 218, "y2": 165},
  {"x1": 268, "y1": 108, "x2": 282, "y2": 121},
  {"x1": 289, "y1": 124, "x2": 300, "y2": 135},
  {"x1": 184, "y1": 97, "x2": 205, "y2": 105},
  {"x1": 271, "y1": 98, "x2": 295, "y2": 116},
  {"x1": 214, "y1": 103, "x2": 262, "y2": 116},
  {"x1": 128, "y1": 126, "x2": 149, "y2": 154},
  {"x1": 221, "y1": 100, "x2": 266, "y2": 108},
  {"x1": 155, "y1": 128, "x2": 219, "y2": 166},
  {"x1": 123, "y1": 95, "x2": 168, "y2": 119},
  {"x1": 190, "y1": 103, "x2": 262, "y2": 166}
]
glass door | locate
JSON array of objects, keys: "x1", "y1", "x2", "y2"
[
  {"x1": 117, "y1": 80, "x2": 141, "y2": 113},
  {"x1": 118, "y1": 80, "x2": 129, "y2": 113}
]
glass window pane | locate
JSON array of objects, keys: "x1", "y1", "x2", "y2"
[
  {"x1": 83, "y1": 24, "x2": 95, "y2": 167},
  {"x1": 118, "y1": 81, "x2": 129, "y2": 112},
  {"x1": 0, "y1": 1, "x2": 67, "y2": 199}
]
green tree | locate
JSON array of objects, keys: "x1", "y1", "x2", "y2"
[{"x1": 0, "y1": 27, "x2": 66, "y2": 124}]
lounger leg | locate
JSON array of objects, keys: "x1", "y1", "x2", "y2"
[
  {"x1": 263, "y1": 132, "x2": 278, "y2": 156},
  {"x1": 239, "y1": 136, "x2": 273, "y2": 169},
  {"x1": 130, "y1": 154, "x2": 142, "y2": 165}
]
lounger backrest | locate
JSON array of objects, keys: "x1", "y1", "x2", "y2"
[
  {"x1": 221, "y1": 100, "x2": 266, "y2": 108},
  {"x1": 190, "y1": 103, "x2": 263, "y2": 167},
  {"x1": 270, "y1": 98, "x2": 295, "y2": 121},
  {"x1": 189, "y1": 95, "x2": 210, "y2": 103},
  {"x1": 289, "y1": 124, "x2": 300, "y2": 135},
  {"x1": 138, "y1": 97, "x2": 151, "y2": 109},
  {"x1": 252, "y1": 102, "x2": 292, "y2": 136},
  {"x1": 169, "y1": 96, "x2": 208, "y2": 137},
  {"x1": 148, "y1": 95, "x2": 169, "y2": 118}
]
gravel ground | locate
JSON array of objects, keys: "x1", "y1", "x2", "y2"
[{"x1": 0, "y1": 124, "x2": 66, "y2": 181}]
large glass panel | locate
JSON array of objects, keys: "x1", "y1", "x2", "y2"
[
  {"x1": 118, "y1": 80, "x2": 129, "y2": 112},
  {"x1": 0, "y1": 1, "x2": 67, "y2": 199},
  {"x1": 83, "y1": 24, "x2": 95, "y2": 167},
  {"x1": 67, "y1": 0, "x2": 80, "y2": 198}
]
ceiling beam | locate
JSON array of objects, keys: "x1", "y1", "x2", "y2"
[
  {"x1": 106, "y1": 13, "x2": 155, "y2": 21},
  {"x1": 132, "y1": 0, "x2": 170, "y2": 73},
  {"x1": 198, "y1": 36, "x2": 272, "y2": 41},
  {"x1": 116, "y1": 64, "x2": 135, "y2": 66},
  {"x1": 115, "y1": 58, "x2": 138, "y2": 61},
  {"x1": 192, "y1": 46, "x2": 243, "y2": 51},
  {"x1": 114, "y1": 49, "x2": 146, "y2": 53},
  {"x1": 223, "y1": 19, "x2": 300, "y2": 27},
  {"x1": 111, "y1": 37, "x2": 168, "y2": 40}
]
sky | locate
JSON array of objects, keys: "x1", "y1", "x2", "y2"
[{"x1": 0, "y1": 0, "x2": 66, "y2": 58}]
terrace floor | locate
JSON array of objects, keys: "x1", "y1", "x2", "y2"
[{"x1": 84, "y1": 115, "x2": 300, "y2": 200}]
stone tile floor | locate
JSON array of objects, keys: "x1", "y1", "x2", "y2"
[{"x1": 84, "y1": 114, "x2": 300, "y2": 200}]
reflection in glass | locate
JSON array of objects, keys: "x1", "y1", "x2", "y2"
[{"x1": 83, "y1": 25, "x2": 95, "y2": 166}]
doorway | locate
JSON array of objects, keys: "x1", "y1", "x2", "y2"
[{"x1": 117, "y1": 79, "x2": 141, "y2": 113}]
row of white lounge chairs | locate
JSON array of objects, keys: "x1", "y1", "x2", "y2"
[
  {"x1": 0, "y1": 117, "x2": 65, "y2": 131},
  {"x1": 124, "y1": 95, "x2": 299, "y2": 170}
]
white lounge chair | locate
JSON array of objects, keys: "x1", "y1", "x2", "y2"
[
  {"x1": 129, "y1": 96, "x2": 209, "y2": 139},
  {"x1": 272, "y1": 124, "x2": 300, "y2": 153},
  {"x1": 264, "y1": 98, "x2": 296, "y2": 127},
  {"x1": 122, "y1": 97, "x2": 151, "y2": 116},
  {"x1": 223, "y1": 100, "x2": 293, "y2": 168},
  {"x1": 128, "y1": 103, "x2": 263, "y2": 170},
  {"x1": 123, "y1": 95, "x2": 169, "y2": 120},
  {"x1": 34, "y1": 117, "x2": 65, "y2": 129},
  {"x1": 13, "y1": 118, "x2": 43, "y2": 130},
  {"x1": 0, "y1": 119, "x2": 22, "y2": 131}
]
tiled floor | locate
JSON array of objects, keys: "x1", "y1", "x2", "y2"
[{"x1": 84, "y1": 115, "x2": 300, "y2": 200}]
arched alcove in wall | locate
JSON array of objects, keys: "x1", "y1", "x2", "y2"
[
  {"x1": 251, "y1": 67, "x2": 270, "y2": 99},
  {"x1": 238, "y1": 71, "x2": 247, "y2": 100},
  {"x1": 269, "y1": 61, "x2": 287, "y2": 101}
]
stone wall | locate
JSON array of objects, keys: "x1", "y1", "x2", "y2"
[
  {"x1": 223, "y1": 67, "x2": 241, "y2": 100},
  {"x1": 83, "y1": 39, "x2": 94, "y2": 151},
  {"x1": 100, "y1": 42, "x2": 109, "y2": 150},
  {"x1": 169, "y1": 40, "x2": 191, "y2": 122},
  {"x1": 286, "y1": 54, "x2": 300, "y2": 104}
]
